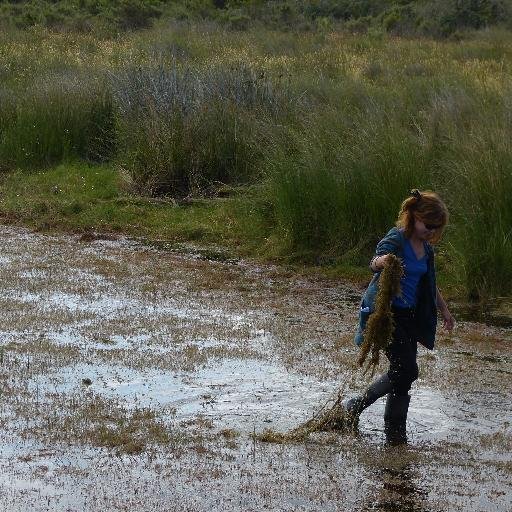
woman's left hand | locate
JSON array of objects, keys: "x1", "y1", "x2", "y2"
[{"x1": 441, "y1": 309, "x2": 455, "y2": 331}]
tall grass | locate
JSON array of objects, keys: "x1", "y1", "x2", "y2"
[
  {"x1": 0, "y1": 26, "x2": 510, "y2": 299},
  {"x1": 112, "y1": 63, "x2": 291, "y2": 196},
  {"x1": 264, "y1": 72, "x2": 512, "y2": 299},
  {"x1": 0, "y1": 73, "x2": 115, "y2": 169},
  {"x1": 266, "y1": 82, "x2": 436, "y2": 261},
  {"x1": 445, "y1": 116, "x2": 512, "y2": 300}
]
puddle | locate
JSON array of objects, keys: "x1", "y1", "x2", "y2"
[
  {"x1": 32, "y1": 356, "x2": 510, "y2": 449},
  {"x1": 0, "y1": 225, "x2": 510, "y2": 512}
]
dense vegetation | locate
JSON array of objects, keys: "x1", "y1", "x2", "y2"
[
  {"x1": 0, "y1": 21, "x2": 511, "y2": 302},
  {"x1": 0, "y1": 0, "x2": 511, "y2": 37}
]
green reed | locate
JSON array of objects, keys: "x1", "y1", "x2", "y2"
[{"x1": 0, "y1": 73, "x2": 115, "y2": 169}]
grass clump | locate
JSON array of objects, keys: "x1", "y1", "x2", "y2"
[
  {"x1": 0, "y1": 73, "x2": 115, "y2": 170},
  {"x1": 445, "y1": 120, "x2": 512, "y2": 301},
  {"x1": 265, "y1": 103, "x2": 427, "y2": 263},
  {"x1": 113, "y1": 63, "x2": 286, "y2": 196},
  {"x1": 88, "y1": 406, "x2": 171, "y2": 455},
  {"x1": 39, "y1": 393, "x2": 175, "y2": 455}
]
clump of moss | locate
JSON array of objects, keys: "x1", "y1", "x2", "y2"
[{"x1": 358, "y1": 254, "x2": 403, "y2": 374}]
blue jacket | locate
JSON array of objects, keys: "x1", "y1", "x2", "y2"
[{"x1": 354, "y1": 227, "x2": 438, "y2": 350}]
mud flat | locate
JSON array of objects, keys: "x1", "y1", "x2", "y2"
[{"x1": 0, "y1": 226, "x2": 510, "y2": 511}]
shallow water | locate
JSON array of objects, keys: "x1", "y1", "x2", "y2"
[{"x1": 0, "y1": 225, "x2": 510, "y2": 511}]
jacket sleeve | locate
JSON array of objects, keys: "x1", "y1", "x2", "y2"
[{"x1": 369, "y1": 228, "x2": 402, "y2": 272}]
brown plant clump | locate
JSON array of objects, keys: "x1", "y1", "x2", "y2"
[{"x1": 358, "y1": 254, "x2": 403, "y2": 375}]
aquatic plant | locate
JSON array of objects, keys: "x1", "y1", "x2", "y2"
[{"x1": 358, "y1": 255, "x2": 403, "y2": 373}]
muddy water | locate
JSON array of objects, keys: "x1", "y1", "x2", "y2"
[{"x1": 0, "y1": 226, "x2": 510, "y2": 511}]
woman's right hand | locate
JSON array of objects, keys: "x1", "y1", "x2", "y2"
[{"x1": 370, "y1": 254, "x2": 391, "y2": 272}]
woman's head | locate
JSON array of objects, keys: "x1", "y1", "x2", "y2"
[{"x1": 396, "y1": 189, "x2": 449, "y2": 243}]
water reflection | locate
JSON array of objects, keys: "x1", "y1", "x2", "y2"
[{"x1": 361, "y1": 450, "x2": 429, "y2": 512}]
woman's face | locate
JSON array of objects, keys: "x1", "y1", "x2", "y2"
[{"x1": 413, "y1": 216, "x2": 442, "y2": 241}]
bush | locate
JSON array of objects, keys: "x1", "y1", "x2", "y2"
[
  {"x1": 261, "y1": 71, "x2": 512, "y2": 297},
  {"x1": 0, "y1": 1, "x2": 510, "y2": 35},
  {"x1": 224, "y1": 9, "x2": 251, "y2": 30},
  {"x1": 114, "y1": 0, "x2": 163, "y2": 31},
  {"x1": 416, "y1": 0, "x2": 511, "y2": 37}
]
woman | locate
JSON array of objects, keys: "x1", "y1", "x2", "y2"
[{"x1": 345, "y1": 189, "x2": 455, "y2": 443}]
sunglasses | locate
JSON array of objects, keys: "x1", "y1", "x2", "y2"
[{"x1": 425, "y1": 222, "x2": 442, "y2": 230}]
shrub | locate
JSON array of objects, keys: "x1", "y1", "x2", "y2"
[
  {"x1": 114, "y1": 0, "x2": 163, "y2": 31},
  {"x1": 0, "y1": 1, "x2": 510, "y2": 36},
  {"x1": 224, "y1": 9, "x2": 251, "y2": 30}
]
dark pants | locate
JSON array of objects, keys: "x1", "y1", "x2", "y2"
[{"x1": 385, "y1": 307, "x2": 419, "y2": 396}]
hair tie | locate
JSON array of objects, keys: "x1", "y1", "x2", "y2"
[{"x1": 411, "y1": 189, "x2": 422, "y2": 201}]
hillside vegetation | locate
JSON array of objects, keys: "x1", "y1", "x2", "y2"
[{"x1": 0, "y1": 0, "x2": 511, "y2": 37}]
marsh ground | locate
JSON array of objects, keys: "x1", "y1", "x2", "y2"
[{"x1": 0, "y1": 225, "x2": 510, "y2": 511}]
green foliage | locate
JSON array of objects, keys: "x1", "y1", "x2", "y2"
[
  {"x1": 0, "y1": 0, "x2": 169, "y2": 32},
  {"x1": 227, "y1": 11, "x2": 251, "y2": 30},
  {"x1": 0, "y1": 74, "x2": 115, "y2": 169},
  {"x1": 113, "y1": 0, "x2": 164, "y2": 30},
  {"x1": 0, "y1": 0, "x2": 510, "y2": 36},
  {"x1": 0, "y1": 25, "x2": 511, "y2": 300}
]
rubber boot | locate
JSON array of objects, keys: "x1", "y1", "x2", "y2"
[
  {"x1": 384, "y1": 394, "x2": 410, "y2": 445},
  {"x1": 341, "y1": 373, "x2": 393, "y2": 429}
]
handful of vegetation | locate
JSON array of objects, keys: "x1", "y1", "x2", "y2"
[{"x1": 358, "y1": 254, "x2": 403, "y2": 375}]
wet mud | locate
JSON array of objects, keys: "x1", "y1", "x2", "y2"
[{"x1": 0, "y1": 226, "x2": 510, "y2": 511}]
